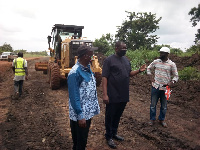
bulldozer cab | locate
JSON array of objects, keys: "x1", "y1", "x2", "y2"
[
  {"x1": 68, "y1": 40, "x2": 93, "y2": 67},
  {"x1": 49, "y1": 24, "x2": 84, "y2": 61}
]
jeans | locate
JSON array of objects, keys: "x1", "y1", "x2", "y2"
[
  {"x1": 14, "y1": 80, "x2": 24, "y2": 95},
  {"x1": 70, "y1": 119, "x2": 91, "y2": 150},
  {"x1": 150, "y1": 86, "x2": 167, "y2": 121},
  {"x1": 105, "y1": 102, "x2": 127, "y2": 140}
]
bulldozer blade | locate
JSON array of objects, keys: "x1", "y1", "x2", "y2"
[{"x1": 35, "y1": 62, "x2": 48, "y2": 71}]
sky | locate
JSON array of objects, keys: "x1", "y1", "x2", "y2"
[{"x1": 0, "y1": 0, "x2": 199, "y2": 52}]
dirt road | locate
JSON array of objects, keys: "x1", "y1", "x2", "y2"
[{"x1": 0, "y1": 56, "x2": 200, "y2": 150}]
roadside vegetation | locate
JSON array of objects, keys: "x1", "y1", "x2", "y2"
[
  {"x1": 1, "y1": 4, "x2": 199, "y2": 80},
  {"x1": 0, "y1": 43, "x2": 48, "y2": 57}
]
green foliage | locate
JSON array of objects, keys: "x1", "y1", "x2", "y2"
[
  {"x1": 0, "y1": 42, "x2": 13, "y2": 54},
  {"x1": 186, "y1": 45, "x2": 200, "y2": 54},
  {"x1": 105, "y1": 49, "x2": 115, "y2": 56},
  {"x1": 188, "y1": 4, "x2": 200, "y2": 42},
  {"x1": 188, "y1": 4, "x2": 200, "y2": 27},
  {"x1": 126, "y1": 48, "x2": 159, "y2": 70},
  {"x1": 104, "y1": 47, "x2": 159, "y2": 71},
  {"x1": 28, "y1": 51, "x2": 48, "y2": 56},
  {"x1": 170, "y1": 48, "x2": 183, "y2": 55},
  {"x1": 178, "y1": 67, "x2": 200, "y2": 81},
  {"x1": 93, "y1": 34, "x2": 114, "y2": 54},
  {"x1": 14, "y1": 49, "x2": 27, "y2": 54},
  {"x1": 116, "y1": 11, "x2": 162, "y2": 50}
]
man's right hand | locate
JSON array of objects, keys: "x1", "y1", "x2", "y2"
[
  {"x1": 78, "y1": 119, "x2": 86, "y2": 128},
  {"x1": 103, "y1": 95, "x2": 109, "y2": 104}
]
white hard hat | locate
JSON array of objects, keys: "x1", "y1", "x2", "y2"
[{"x1": 160, "y1": 47, "x2": 170, "y2": 54}]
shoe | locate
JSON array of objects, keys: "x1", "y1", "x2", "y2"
[
  {"x1": 107, "y1": 139, "x2": 117, "y2": 149},
  {"x1": 113, "y1": 135, "x2": 124, "y2": 141},
  {"x1": 159, "y1": 120, "x2": 167, "y2": 128},
  {"x1": 15, "y1": 92, "x2": 19, "y2": 100},
  {"x1": 148, "y1": 120, "x2": 155, "y2": 126}
]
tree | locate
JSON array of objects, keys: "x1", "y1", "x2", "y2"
[
  {"x1": 188, "y1": 4, "x2": 200, "y2": 43},
  {"x1": 14, "y1": 49, "x2": 27, "y2": 54},
  {"x1": 115, "y1": 11, "x2": 162, "y2": 50},
  {"x1": 0, "y1": 42, "x2": 13, "y2": 53},
  {"x1": 93, "y1": 34, "x2": 114, "y2": 54}
]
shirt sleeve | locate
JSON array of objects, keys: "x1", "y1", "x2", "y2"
[
  {"x1": 147, "y1": 60, "x2": 155, "y2": 75},
  {"x1": 12, "y1": 59, "x2": 15, "y2": 67},
  {"x1": 102, "y1": 57, "x2": 110, "y2": 78},
  {"x1": 24, "y1": 60, "x2": 27, "y2": 68},
  {"x1": 67, "y1": 72, "x2": 84, "y2": 120},
  {"x1": 171, "y1": 63, "x2": 179, "y2": 82}
]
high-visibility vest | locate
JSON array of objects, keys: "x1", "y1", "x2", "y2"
[{"x1": 14, "y1": 58, "x2": 25, "y2": 76}]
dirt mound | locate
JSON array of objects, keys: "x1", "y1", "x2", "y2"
[{"x1": 170, "y1": 53, "x2": 200, "y2": 70}]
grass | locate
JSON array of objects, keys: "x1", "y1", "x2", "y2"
[
  {"x1": 178, "y1": 67, "x2": 200, "y2": 81},
  {"x1": 24, "y1": 53, "x2": 48, "y2": 58}
]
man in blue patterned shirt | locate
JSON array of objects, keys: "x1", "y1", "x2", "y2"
[{"x1": 68, "y1": 45, "x2": 100, "y2": 150}]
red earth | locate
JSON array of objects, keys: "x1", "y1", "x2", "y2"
[{"x1": 0, "y1": 54, "x2": 200, "y2": 150}]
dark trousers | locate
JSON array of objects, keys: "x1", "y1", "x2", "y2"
[
  {"x1": 70, "y1": 119, "x2": 91, "y2": 150},
  {"x1": 14, "y1": 80, "x2": 24, "y2": 95},
  {"x1": 105, "y1": 102, "x2": 127, "y2": 140}
]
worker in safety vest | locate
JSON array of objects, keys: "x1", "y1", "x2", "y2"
[{"x1": 12, "y1": 52, "x2": 28, "y2": 99}]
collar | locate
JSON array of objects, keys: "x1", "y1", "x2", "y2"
[{"x1": 77, "y1": 60, "x2": 91, "y2": 72}]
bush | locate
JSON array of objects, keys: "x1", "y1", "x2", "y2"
[
  {"x1": 105, "y1": 48, "x2": 159, "y2": 71},
  {"x1": 127, "y1": 48, "x2": 159, "y2": 70},
  {"x1": 178, "y1": 67, "x2": 200, "y2": 81}
]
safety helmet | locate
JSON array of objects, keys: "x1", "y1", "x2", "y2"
[{"x1": 160, "y1": 47, "x2": 170, "y2": 54}]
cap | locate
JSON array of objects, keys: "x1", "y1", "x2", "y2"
[
  {"x1": 77, "y1": 45, "x2": 98, "y2": 58},
  {"x1": 160, "y1": 47, "x2": 170, "y2": 54}
]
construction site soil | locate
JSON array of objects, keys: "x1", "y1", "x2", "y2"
[{"x1": 0, "y1": 53, "x2": 200, "y2": 150}]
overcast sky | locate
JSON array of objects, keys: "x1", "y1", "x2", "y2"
[{"x1": 0, "y1": 0, "x2": 199, "y2": 52}]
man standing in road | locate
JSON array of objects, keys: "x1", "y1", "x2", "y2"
[
  {"x1": 67, "y1": 45, "x2": 100, "y2": 150},
  {"x1": 12, "y1": 52, "x2": 28, "y2": 99},
  {"x1": 102, "y1": 41, "x2": 146, "y2": 149},
  {"x1": 147, "y1": 47, "x2": 179, "y2": 127}
]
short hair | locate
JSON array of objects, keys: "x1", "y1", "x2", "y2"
[
  {"x1": 115, "y1": 41, "x2": 125, "y2": 48},
  {"x1": 18, "y1": 52, "x2": 23, "y2": 57}
]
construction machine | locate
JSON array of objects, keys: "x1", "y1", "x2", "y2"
[{"x1": 35, "y1": 24, "x2": 102, "y2": 90}]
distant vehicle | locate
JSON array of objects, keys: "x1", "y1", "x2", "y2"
[{"x1": 0, "y1": 52, "x2": 18, "y2": 62}]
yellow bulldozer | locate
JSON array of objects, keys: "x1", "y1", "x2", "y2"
[{"x1": 35, "y1": 24, "x2": 102, "y2": 90}]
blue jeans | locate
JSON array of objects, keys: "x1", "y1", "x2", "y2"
[{"x1": 150, "y1": 86, "x2": 167, "y2": 121}]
